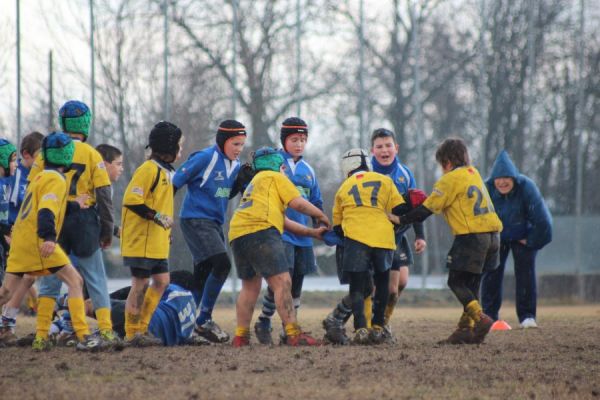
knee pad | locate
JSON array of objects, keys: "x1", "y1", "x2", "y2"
[{"x1": 208, "y1": 253, "x2": 231, "y2": 281}]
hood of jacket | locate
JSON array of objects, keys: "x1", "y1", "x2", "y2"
[{"x1": 488, "y1": 150, "x2": 519, "y2": 181}]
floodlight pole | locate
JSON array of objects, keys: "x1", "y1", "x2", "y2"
[
  {"x1": 16, "y1": 0, "x2": 21, "y2": 144},
  {"x1": 295, "y1": 0, "x2": 302, "y2": 116},
  {"x1": 358, "y1": 0, "x2": 365, "y2": 148},
  {"x1": 48, "y1": 51, "x2": 54, "y2": 130},
  {"x1": 574, "y1": 0, "x2": 585, "y2": 299},
  {"x1": 163, "y1": 0, "x2": 170, "y2": 120},
  {"x1": 90, "y1": 0, "x2": 96, "y2": 141}
]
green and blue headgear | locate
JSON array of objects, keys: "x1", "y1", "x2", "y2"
[
  {"x1": 42, "y1": 132, "x2": 75, "y2": 168},
  {"x1": 58, "y1": 100, "x2": 92, "y2": 139},
  {"x1": 252, "y1": 147, "x2": 285, "y2": 172},
  {"x1": 0, "y1": 139, "x2": 17, "y2": 173}
]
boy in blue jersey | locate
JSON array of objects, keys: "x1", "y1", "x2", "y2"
[
  {"x1": 173, "y1": 120, "x2": 248, "y2": 343},
  {"x1": 369, "y1": 128, "x2": 427, "y2": 340},
  {"x1": 0, "y1": 139, "x2": 17, "y2": 282},
  {"x1": 254, "y1": 117, "x2": 324, "y2": 345}
]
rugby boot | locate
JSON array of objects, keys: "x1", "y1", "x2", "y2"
[
  {"x1": 16, "y1": 333, "x2": 36, "y2": 347},
  {"x1": 381, "y1": 324, "x2": 397, "y2": 344},
  {"x1": 369, "y1": 325, "x2": 385, "y2": 345},
  {"x1": 322, "y1": 316, "x2": 349, "y2": 345},
  {"x1": 75, "y1": 335, "x2": 111, "y2": 352},
  {"x1": 352, "y1": 328, "x2": 371, "y2": 345},
  {"x1": 253, "y1": 317, "x2": 274, "y2": 345},
  {"x1": 184, "y1": 334, "x2": 212, "y2": 346},
  {"x1": 99, "y1": 329, "x2": 125, "y2": 350},
  {"x1": 472, "y1": 312, "x2": 494, "y2": 344},
  {"x1": 286, "y1": 331, "x2": 320, "y2": 346},
  {"x1": 31, "y1": 335, "x2": 53, "y2": 351},
  {"x1": 195, "y1": 319, "x2": 230, "y2": 343},
  {"x1": 441, "y1": 312, "x2": 475, "y2": 345},
  {"x1": 0, "y1": 326, "x2": 19, "y2": 347},
  {"x1": 53, "y1": 331, "x2": 79, "y2": 347},
  {"x1": 231, "y1": 335, "x2": 250, "y2": 348},
  {"x1": 125, "y1": 332, "x2": 163, "y2": 348}
]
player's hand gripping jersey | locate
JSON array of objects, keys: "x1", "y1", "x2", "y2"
[
  {"x1": 228, "y1": 171, "x2": 301, "y2": 242},
  {"x1": 7, "y1": 170, "x2": 70, "y2": 274},
  {"x1": 121, "y1": 160, "x2": 174, "y2": 258},
  {"x1": 423, "y1": 166, "x2": 502, "y2": 235},
  {"x1": 29, "y1": 140, "x2": 111, "y2": 206},
  {"x1": 333, "y1": 171, "x2": 405, "y2": 250}
]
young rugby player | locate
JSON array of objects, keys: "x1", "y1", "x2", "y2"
[
  {"x1": 255, "y1": 117, "x2": 324, "y2": 345},
  {"x1": 390, "y1": 138, "x2": 502, "y2": 344},
  {"x1": 96, "y1": 144, "x2": 124, "y2": 237},
  {"x1": 172, "y1": 120, "x2": 247, "y2": 343},
  {"x1": 0, "y1": 139, "x2": 17, "y2": 282},
  {"x1": 0, "y1": 132, "x2": 101, "y2": 351},
  {"x1": 121, "y1": 121, "x2": 182, "y2": 346},
  {"x1": 229, "y1": 147, "x2": 329, "y2": 347}
]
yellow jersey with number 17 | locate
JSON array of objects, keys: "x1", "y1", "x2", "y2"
[
  {"x1": 121, "y1": 160, "x2": 174, "y2": 259},
  {"x1": 29, "y1": 140, "x2": 111, "y2": 207},
  {"x1": 7, "y1": 170, "x2": 70, "y2": 274},
  {"x1": 423, "y1": 166, "x2": 502, "y2": 235},
  {"x1": 333, "y1": 171, "x2": 405, "y2": 250},
  {"x1": 229, "y1": 171, "x2": 301, "y2": 242}
]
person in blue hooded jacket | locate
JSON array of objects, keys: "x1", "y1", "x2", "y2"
[{"x1": 481, "y1": 150, "x2": 552, "y2": 329}]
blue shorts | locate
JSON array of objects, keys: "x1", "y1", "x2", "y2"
[
  {"x1": 180, "y1": 218, "x2": 227, "y2": 264},
  {"x1": 391, "y1": 235, "x2": 414, "y2": 270},
  {"x1": 231, "y1": 228, "x2": 290, "y2": 280},
  {"x1": 283, "y1": 242, "x2": 317, "y2": 275},
  {"x1": 342, "y1": 238, "x2": 393, "y2": 274}
]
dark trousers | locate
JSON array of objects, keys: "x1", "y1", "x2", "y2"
[{"x1": 481, "y1": 240, "x2": 538, "y2": 322}]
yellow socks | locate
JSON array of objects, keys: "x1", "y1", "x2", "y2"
[
  {"x1": 458, "y1": 312, "x2": 475, "y2": 329},
  {"x1": 125, "y1": 312, "x2": 141, "y2": 339},
  {"x1": 235, "y1": 326, "x2": 250, "y2": 338},
  {"x1": 384, "y1": 293, "x2": 398, "y2": 326},
  {"x1": 139, "y1": 287, "x2": 162, "y2": 333},
  {"x1": 95, "y1": 307, "x2": 113, "y2": 333},
  {"x1": 364, "y1": 297, "x2": 373, "y2": 329},
  {"x1": 68, "y1": 297, "x2": 90, "y2": 341},
  {"x1": 465, "y1": 300, "x2": 483, "y2": 323},
  {"x1": 35, "y1": 296, "x2": 56, "y2": 339},
  {"x1": 284, "y1": 322, "x2": 301, "y2": 337}
]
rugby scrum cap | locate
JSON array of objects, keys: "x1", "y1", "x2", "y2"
[
  {"x1": 216, "y1": 120, "x2": 246, "y2": 152},
  {"x1": 341, "y1": 148, "x2": 371, "y2": 177},
  {"x1": 147, "y1": 121, "x2": 183, "y2": 158},
  {"x1": 0, "y1": 139, "x2": 17, "y2": 170},
  {"x1": 252, "y1": 146, "x2": 285, "y2": 172},
  {"x1": 58, "y1": 100, "x2": 92, "y2": 138},
  {"x1": 280, "y1": 117, "x2": 308, "y2": 147},
  {"x1": 42, "y1": 132, "x2": 75, "y2": 168}
]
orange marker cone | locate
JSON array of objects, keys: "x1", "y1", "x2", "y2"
[{"x1": 491, "y1": 320, "x2": 512, "y2": 331}]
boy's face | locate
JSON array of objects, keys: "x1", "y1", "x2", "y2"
[
  {"x1": 494, "y1": 177, "x2": 514, "y2": 194},
  {"x1": 371, "y1": 137, "x2": 398, "y2": 166},
  {"x1": 21, "y1": 149, "x2": 40, "y2": 169},
  {"x1": 106, "y1": 155, "x2": 124, "y2": 182},
  {"x1": 284, "y1": 133, "x2": 307, "y2": 159},
  {"x1": 223, "y1": 135, "x2": 246, "y2": 161},
  {"x1": 175, "y1": 136, "x2": 185, "y2": 162},
  {"x1": 9, "y1": 153, "x2": 17, "y2": 176}
]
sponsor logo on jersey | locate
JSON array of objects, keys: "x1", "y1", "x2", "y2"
[
  {"x1": 132, "y1": 186, "x2": 144, "y2": 196},
  {"x1": 432, "y1": 188, "x2": 443, "y2": 196},
  {"x1": 215, "y1": 187, "x2": 231, "y2": 198},
  {"x1": 397, "y1": 176, "x2": 405, "y2": 183},
  {"x1": 97, "y1": 161, "x2": 106, "y2": 169},
  {"x1": 214, "y1": 170, "x2": 225, "y2": 181},
  {"x1": 42, "y1": 193, "x2": 58, "y2": 201}
]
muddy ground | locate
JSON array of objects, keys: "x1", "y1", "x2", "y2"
[{"x1": 1, "y1": 305, "x2": 599, "y2": 400}]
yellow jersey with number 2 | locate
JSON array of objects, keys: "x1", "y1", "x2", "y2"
[
  {"x1": 333, "y1": 171, "x2": 405, "y2": 250},
  {"x1": 423, "y1": 166, "x2": 502, "y2": 235},
  {"x1": 7, "y1": 170, "x2": 70, "y2": 274}
]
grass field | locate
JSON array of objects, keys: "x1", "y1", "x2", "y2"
[{"x1": 1, "y1": 305, "x2": 599, "y2": 399}]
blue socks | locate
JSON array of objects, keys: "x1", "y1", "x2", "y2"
[{"x1": 196, "y1": 273, "x2": 226, "y2": 326}]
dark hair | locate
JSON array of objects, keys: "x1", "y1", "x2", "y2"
[
  {"x1": 370, "y1": 128, "x2": 396, "y2": 146},
  {"x1": 96, "y1": 143, "x2": 123, "y2": 163},
  {"x1": 435, "y1": 137, "x2": 470, "y2": 168},
  {"x1": 20, "y1": 131, "x2": 44, "y2": 156}
]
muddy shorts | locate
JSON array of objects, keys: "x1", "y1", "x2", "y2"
[
  {"x1": 180, "y1": 218, "x2": 227, "y2": 264},
  {"x1": 342, "y1": 238, "x2": 393, "y2": 274},
  {"x1": 283, "y1": 242, "x2": 317, "y2": 275},
  {"x1": 446, "y1": 232, "x2": 500, "y2": 274},
  {"x1": 391, "y1": 235, "x2": 413, "y2": 270},
  {"x1": 124, "y1": 257, "x2": 169, "y2": 278},
  {"x1": 231, "y1": 228, "x2": 290, "y2": 280}
]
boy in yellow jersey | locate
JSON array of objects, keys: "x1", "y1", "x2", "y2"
[
  {"x1": 0, "y1": 132, "x2": 102, "y2": 351},
  {"x1": 390, "y1": 138, "x2": 502, "y2": 344},
  {"x1": 121, "y1": 121, "x2": 182, "y2": 347},
  {"x1": 31, "y1": 101, "x2": 118, "y2": 346},
  {"x1": 332, "y1": 148, "x2": 406, "y2": 345},
  {"x1": 229, "y1": 147, "x2": 330, "y2": 347}
]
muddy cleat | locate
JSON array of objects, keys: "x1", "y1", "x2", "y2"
[
  {"x1": 381, "y1": 325, "x2": 397, "y2": 344},
  {"x1": 0, "y1": 330, "x2": 19, "y2": 347},
  {"x1": 472, "y1": 312, "x2": 494, "y2": 344},
  {"x1": 16, "y1": 333, "x2": 36, "y2": 347},
  {"x1": 32, "y1": 336, "x2": 53, "y2": 351},
  {"x1": 76, "y1": 335, "x2": 109, "y2": 352},
  {"x1": 183, "y1": 334, "x2": 212, "y2": 346},
  {"x1": 125, "y1": 333, "x2": 163, "y2": 348},
  {"x1": 441, "y1": 327, "x2": 474, "y2": 345},
  {"x1": 322, "y1": 316, "x2": 349, "y2": 345},
  {"x1": 286, "y1": 331, "x2": 320, "y2": 346},
  {"x1": 53, "y1": 331, "x2": 79, "y2": 347},
  {"x1": 369, "y1": 325, "x2": 385, "y2": 345},
  {"x1": 253, "y1": 318, "x2": 273, "y2": 345},
  {"x1": 195, "y1": 320, "x2": 230, "y2": 343},
  {"x1": 352, "y1": 328, "x2": 371, "y2": 345},
  {"x1": 231, "y1": 335, "x2": 250, "y2": 348},
  {"x1": 97, "y1": 330, "x2": 125, "y2": 351}
]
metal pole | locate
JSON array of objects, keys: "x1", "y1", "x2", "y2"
[
  {"x1": 574, "y1": 0, "x2": 585, "y2": 297},
  {"x1": 163, "y1": 0, "x2": 170, "y2": 120},
  {"x1": 358, "y1": 0, "x2": 365, "y2": 148},
  {"x1": 478, "y1": 0, "x2": 488, "y2": 172},
  {"x1": 410, "y1": 2, "x2": 429, "y2": 293},
  {"x1": 90, "y1": 0, "x2": 96, "y2": 140},
  {"x1": 525, "y1": 2, "x2": 536, "y2": 160},
  {"x1": 230, "y1": 0, "x2": 239, "y2": 298},
  {"x1": 48, "y1": 51, "x2": 54, "y2": 130},
  {"x1": 295, "y1": 0, "x2": 301, "y2": 116},
  {"x1": 16, "y1": 0, "x2": 21, "y2": 144}
]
